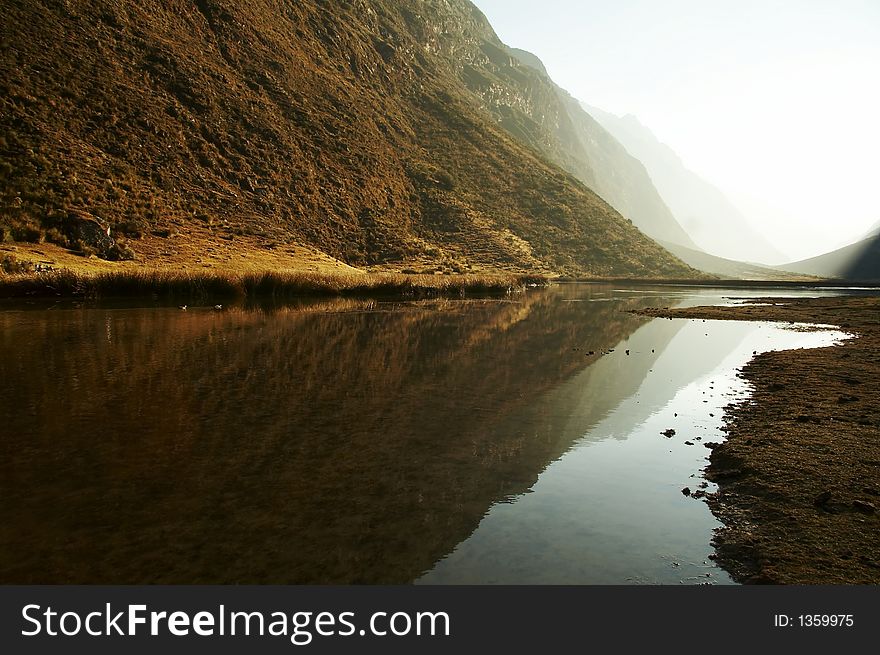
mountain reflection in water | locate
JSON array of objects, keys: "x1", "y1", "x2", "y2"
[{"x1": 0, "y1": 284, "x2": 845, "y2": 583}]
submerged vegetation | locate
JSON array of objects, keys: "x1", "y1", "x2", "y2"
[{"x1": 0, "y1": 268, "x2": 547, "y2": 301}]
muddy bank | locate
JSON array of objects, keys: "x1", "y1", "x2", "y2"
[{"x1": 636, "y1": 297, "x2": 880, "y2": 584}]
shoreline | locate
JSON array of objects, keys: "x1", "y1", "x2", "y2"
[
  {"x1": 561, "y1": 277, "x2": 876, "y2": 288},
  {"x1": 2, "y1": 265, "x2": 876, "y2": 303},
  {"x1": 635, "y1": 297, "x2": 880, "y2": 584},
  {"x1": 4, "y1": 240, "x2": 876, "y2": 301},
  {"x1": 0, "y1": 269, "x2": 549, "y2": 302}
]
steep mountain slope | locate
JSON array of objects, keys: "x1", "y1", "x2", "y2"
[
  {"x1": 585, "y1": 105, "x2": 785, "y2": 265},
  {"x1": 779, "y1": 234, "x2": 880, "y2": 281},
  {"x1": 0, "y1": 0, "x2": 696, "y2": 278},
  {"x1": 507, "y1": 47, "x2": 548, "y2": 76},
  {"x1": 446, "y1": 36, "x2": 696, "y2": 249}
]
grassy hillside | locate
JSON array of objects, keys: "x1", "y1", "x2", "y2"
[{"x1": 0, "y1": 0, "x2": 698, "y2": 279}]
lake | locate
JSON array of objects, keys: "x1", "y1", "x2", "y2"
[{"x1": 0, "y1": 284, "x2": 854, "y2": 584}]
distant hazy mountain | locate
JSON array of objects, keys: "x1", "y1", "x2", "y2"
[
  {"x1": 458, "y1": 44, "x2": 698, "y2": 249},
  {"x1": 583, "y1": 105, "x2": 785, "y2": 265},
  {"x1": 779, "y1": 234, "x2": 880, "y2": 281},
  {"x1": 659, "y1": 241, "x2": 814, "y2": 281}
]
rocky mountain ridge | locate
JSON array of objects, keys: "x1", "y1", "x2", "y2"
[{"x1": 0, "y1": 0, "x2": 696, "y2": 278}]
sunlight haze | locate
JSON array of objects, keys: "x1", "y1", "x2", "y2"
[{"x1": 472, "y1": 0, "x2": 880, "y2": 261}]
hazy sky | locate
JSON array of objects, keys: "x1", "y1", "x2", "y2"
[{"x1": 471, "y1": 0, "x2": 880, "y2": 261}]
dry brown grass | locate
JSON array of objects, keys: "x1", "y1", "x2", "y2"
[{"x1": 0, "y1": 268, "x2": 547, "y2": 301}]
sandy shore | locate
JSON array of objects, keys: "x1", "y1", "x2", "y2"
[{"x1": 637, "y1": 296, "x2": 880, "y2": 584}]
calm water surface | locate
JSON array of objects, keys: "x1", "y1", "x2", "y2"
[{"x1": 0, "y1": 284, "x2": 854, "y2": 583}]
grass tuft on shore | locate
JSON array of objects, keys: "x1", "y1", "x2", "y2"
[{"x1": 0, "y1": 269, "x2": 548, "y2": 301}]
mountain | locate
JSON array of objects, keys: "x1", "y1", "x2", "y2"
[
  {"x1": 658, "y1": 240, "x2": 814, "y2": 281},
  {"x1": 584, "y1": 105, "x2": 785, "y2": 265},
  {"x1": 0, "y1": 0, "x2": 697, "y2": 279},
  {"x1": 779, "y1": 234, "x2": 880, "y2": 281},
  {"x1": 452, "y1": 41, "x2": 697, "y2": 249},
  {"x1": 507, "y1": 47, "x2": 548, "y2": 76}
]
